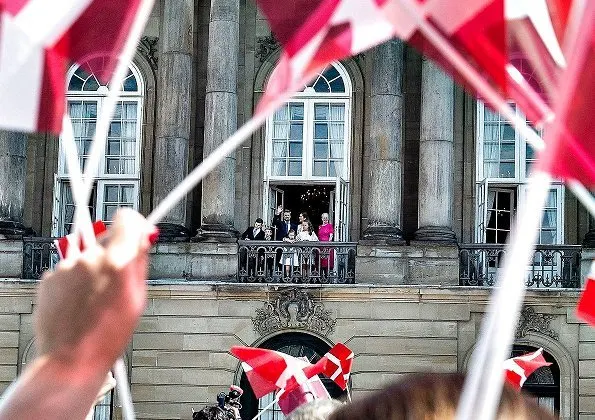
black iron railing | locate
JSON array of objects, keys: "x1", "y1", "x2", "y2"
[
  {"x1": 459, "y1": 244, "x2": 581, "y2": 288},
  {"x1": 22, "y1": 237, "x2": 59, "y2": 279},
  {"x1": 237, "y1": 240, "x2": 357, "y2": 284}
]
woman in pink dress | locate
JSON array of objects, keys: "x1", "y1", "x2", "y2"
[{"x1": 318, "y1": 213, "x2": 334, "y2": 273}]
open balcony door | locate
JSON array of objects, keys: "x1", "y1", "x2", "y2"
[
  {"x1": 262, "y1": 179, "x2": 284, "y2": 228},
  {"x1": 334, "y1": 177, "x2": 349, "y2": 242}
]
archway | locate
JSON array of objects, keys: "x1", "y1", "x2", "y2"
[{"x1": 238, "y1": 332, "x2": 347, "y2": 419}]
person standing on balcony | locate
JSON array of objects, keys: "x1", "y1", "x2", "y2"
[
  {"x1": 318, "y1": 213, "x2": 334, "y2": 275},
  {"x1": 297, "y1": 212, "x2": 309, "y2": 233},
  {"x1": 241, "y1": 218, "x2": 265, "y2": 240},
  {"x1": 273, "y1": 206, "x2": 298, "y2": 240},
  {"x1": 297, "y1": 221, "x2": 318, "y2": 278}
]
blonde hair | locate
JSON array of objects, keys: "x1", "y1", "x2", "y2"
[{"x1": 329, "y1": 373, "x2": 556, "y2": 420}]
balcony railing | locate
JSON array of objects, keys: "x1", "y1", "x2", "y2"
[
  {"x1": 237, "y1": 240, "x2": 357, "y2": 284},
  {"x1": 22, "y1": 237, "x2": 59, "y2": 279},
  {"x1": 459, "y1": 244, "x2": 581, "y2": 288}
]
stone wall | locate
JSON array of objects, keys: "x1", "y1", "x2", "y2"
[{"x1": 0, "y1": 281, "x2": 587, "y2": 419}]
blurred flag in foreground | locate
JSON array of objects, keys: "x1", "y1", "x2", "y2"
[
  {"x1": 0, "y1": 0, "x2": 142, "y2": 133},
  {"x1": 503, "y1": 348, "x2": 551, "y2": 390}
]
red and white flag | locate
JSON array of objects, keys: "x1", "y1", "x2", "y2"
[
  {"x1": 577, "y1": 276, "x2": 595, "y2": 327},
  {"x1": 231, "y1": 343, "x2": 354, "y2": 397},
  {"x1": 0, "y1": 0, "x2": 143, "y2": 133},
  {"x1": 231, "y1": 346, "x2": 315, "y2": 398},
  {"x1": 503, "y1": 348, "x2": 551, "y2": 390},
  {"x1": 254, "y1": 0, "x2": 396, "y2": 115},
  {"x1": 55, "y1": 220, "x2": 107, "y2": 260},
  {"x1": 307, "y1": 343, "x2": 354, "y2": 390}
]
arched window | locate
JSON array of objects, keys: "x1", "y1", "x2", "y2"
[
  {"x1": 239, "y1": 333, "x2": 347, "y2": 420},
  {"x1": 53, "y1": 59, "x2": 144, "y2": 236},
  {"x1": 511, "y1": 345, "x2": 560, "y2": 415},
  {"x1": 263, "y1": 63, "x2": 352, "y2": 240}
]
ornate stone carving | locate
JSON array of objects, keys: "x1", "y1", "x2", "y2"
[
  {"x1": 515, "y1": 306, "x2": 559, "y2": 340},
  {"x1": 137, "y1": 36, "x2": 158, "y2": 70},
  {"x1": 255, "y1": 33, "x2": 279, "y2": 63},
  {"x1": 252, "y1": 289, "x2": 336, "y2": 337}
]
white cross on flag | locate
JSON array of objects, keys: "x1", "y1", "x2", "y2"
[{"x1": 0, "y1": 0, "x2": 142, "y2": 133}]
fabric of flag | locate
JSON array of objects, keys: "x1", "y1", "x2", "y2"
[
  {"x1": 541, "y1": 1, "x2": 595, "y2": 187},
  {"x1": 55, "y1": 220, "x2": 107, "y2": 260},
  {"x1": 503, "y1": 348, "x2": 551, "y2": 390},
  {"x1": 0, "y1": 0, "x2": 143, "y2": 133},
  {"x1": 231, "y1": 346, "x2": 314, "y2": 397},
  {"x1": 254, "y1": 0, "x2": 396, "y2": 115},
  {"x1": 310, "y1": 343, "x2": 354, "y2": 390},
  {"x1": 277, "y1": 375, "x2": 330, "y2": 416},
  {"x1": 577, "y1": 277, "x2": 595, "y2": 327}
]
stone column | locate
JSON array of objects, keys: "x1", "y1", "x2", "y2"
[
  {"x1": 414, "y1": 59, "x2": 457, "y2": 243},
  {"x1": 198, "y1": 0, "x2": 239, "y2": 239},
  {"x1": 0, "y1": 130, "x2": 27, "y2": 237},
  {"x1": 363, "y1": 40, "x2": 405, "y2": 243},
  {"x1": 152, "y1": 0, "x2": 194, "y2": 236}
]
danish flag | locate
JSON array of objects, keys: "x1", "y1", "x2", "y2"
[
  {"x1": 231, "y1": 343, "x2": 354, "y2": 397},
  {"x1": 577, "y1": 277, "x2": 595, "y2": 327},
  {"x1": 311, "y1": 343, "x2": 354, "y2": 390},
  {"x1": 0, "y1": 0, "x2": 143, "y2": 133},
  {"x1": 503, "y1": 348, "x2": 551, "y2": 390}
]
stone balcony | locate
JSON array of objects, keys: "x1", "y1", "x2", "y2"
[{"x1": 3, "y1": 237, "x2": 586, "y2": 289}]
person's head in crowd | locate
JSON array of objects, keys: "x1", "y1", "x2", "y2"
[
  {"x1": 321, "y1": 213, "x2": 330, "y2": 225},
  {"x1": 329, "y1": 373, "x2": 556, "y2": 420},
  {"x1": 192, "y1": 406, "x2": 234, "y2": 420},
  {"x1": 287, "y1": 399, "x2": 344, "y2": 420},
  {"x1": 299, "y1": 212, "x2": 309, "y2": 223},
  {"x1": 302, "y1": 220, "x2": 314, "y2": 234},
  {"x1": 287, "y1": 229, "x2": 296, "y2": 240},
  {"x1": 284, "y1": 209, "x2": 292, "y2": 222},
  {"x1": 264, "y1": 226, "x2": 273, "y2": 240},
  {"x1": 254, "y1": 218, "x2": 263, "y2": 229}
]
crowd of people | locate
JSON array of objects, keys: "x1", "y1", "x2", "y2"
[{"x1": 240, "y1": 206, "x2": 335, "y2": 279}]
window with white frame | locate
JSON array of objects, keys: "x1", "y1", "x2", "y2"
[
  {"x1": 476, "y1": 102, "x2": 564, "y2": 245},
  {"x1": 266, "y1": 64, "x2": 351, "y2": 182},
  {"x1": 53, "y1": 59, "x2": 143, "y2": 236}
]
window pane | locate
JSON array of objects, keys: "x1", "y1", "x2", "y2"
[
  {"x1": 289, "y1": 123, "x2": 303, "y2": 140},
  {"x1": 122, "y1": 186, "x2": 135, "y2": 203},
  {"x1": 541, "y1": 210, "x2": 557, "y2": 229},
  {"x1": 329, "y1": 123, "x2": 344, "y2": 139},
  {"x1": 83, "y1": 75, "x2": 100, "y2": 91},
  {"x1": 288, "y1": 161, "x2": 301, "y2": 176},
  {"x1": 501, "y1": 124, "x2": 515, "y2": 140},
  {"x1": 313, "y1": 160, "x2": 326, "y2": 176},
  {"x1": 123, "y1": 74, "x2": 138, "y2": 92},
  {"x1": 314, "y1": 142, "x2": 328, "y2": 158},
  {"x1": 329, "y1": 77, "x2": 345, "y2": 92},
  {"x1": 106, "y1": 159, "x2": 120, "y2": 174},
  {"x1": 315, "y1": 123, "x2": 328, "y2": 139},
  {"x1": 104, "y1": 205, "x2": 118, "y2": 221},
  {"x1": 330, "y1": 104, "x2": 345, "y2": 120},
  {"x1": 273, "y1": 123, "x2": 288, "y2": 139},
  {"x1": 274, "y1": 105, "x2": 289, "y2": 121},
  {"x1": 289, "y1": 104, "x2": 303, "y2": 120},
  {"x1": 499, "y1": 163, "x2": 515, "y2": 178},
  {"x1": 289, "y1": 142, "x2": 302, "y2": 157},
  {"x1": 540, "y1": 229, "x2": 557, "y2": 244},
  {"x1": 500, "y1": 143, "x2": 515, "y2": 160},
  {"x1": 272, "y1": 141, "x2": 287, "y2": 158},
  {"x1": 314, "y1": 104, "x2": 328, "y2": 120},
  {"x1": 330, "y1": 141, "x2": 343, "y2": 158},
  {"x1": 109, "y1": 122, "x2": 121, "y2": 137},
  {"x1": 272, "y1": 159, "x2": 286, "y2": 176},
  {"x1": 105, "y1": 185, "x2": 119, "y2": 202}
]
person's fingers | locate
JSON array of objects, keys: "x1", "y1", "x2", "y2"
[{"x1": 105, "y1": 209, "x2": 155, "y2": 269}]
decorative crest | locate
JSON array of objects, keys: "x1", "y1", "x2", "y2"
[
  {"x1": 515, "y1": 306, "x2": 559, "y2": 340},
  {"x1": 252, "y1": 289, "x2": 336, "y2": 336},
  {"x1": 255, "y1": 33, "x2": 280, "y2": 63},
  {"x1": 137, "y1": 36, "x2": 158, "y2": 70}
]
